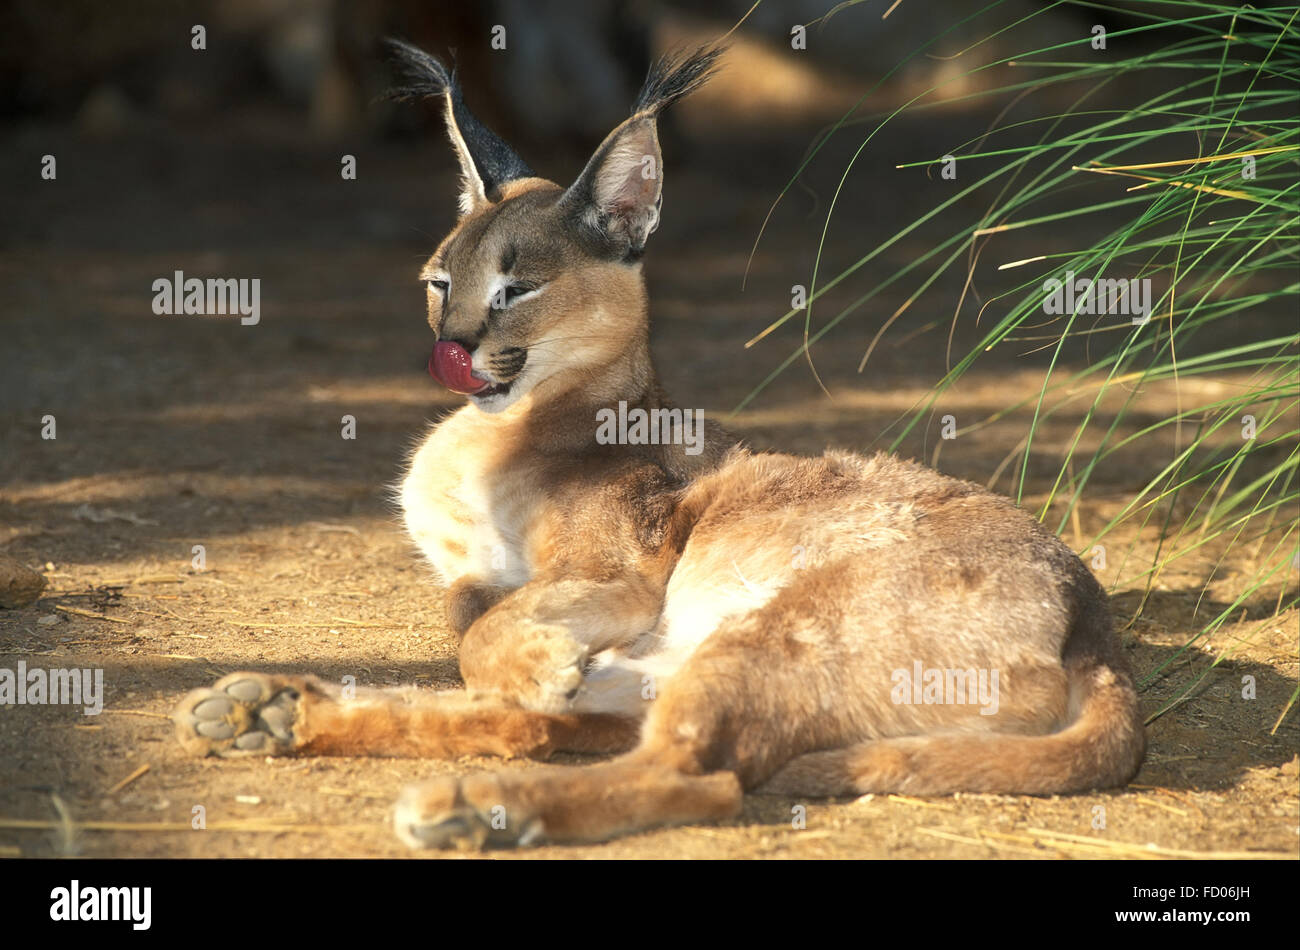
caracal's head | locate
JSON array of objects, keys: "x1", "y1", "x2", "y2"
[{"x1": 385, "y1": 39, "x2": 722, "y2": 413}]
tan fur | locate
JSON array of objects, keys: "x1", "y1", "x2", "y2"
[{"x1": 175, "y1": 45, "x2": 1144, "y2": 849}]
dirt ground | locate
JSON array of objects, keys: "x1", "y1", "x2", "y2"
[{"x1": 1, "y1": 92, "x2": 1297, "y2": 859}]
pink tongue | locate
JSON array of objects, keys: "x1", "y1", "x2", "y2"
[{"x1": 428, "y1": 342, "x2": 489, "y2": 395}]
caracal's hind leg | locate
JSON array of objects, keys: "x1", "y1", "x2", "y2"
[
  {"x1": 173, "y1": 672, "x2": 639, "y2": 760},
  {"x1": 392, "y1": 541, "x2": 1124, "y2": 849},
  {"x1": 393, "y1": 591, "x2": 867, "y2": 849}
]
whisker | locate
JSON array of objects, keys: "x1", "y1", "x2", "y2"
[{"x1": 528, "y1": 333, "x2": 627, "y2": 348}]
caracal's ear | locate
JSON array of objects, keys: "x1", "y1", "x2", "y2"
[
  {"x1": 383, "y1": 38, "x2": 533, "y2": 216},
  {"x1": 561, "y1": 45, "x2": 724, "y2": 260}
]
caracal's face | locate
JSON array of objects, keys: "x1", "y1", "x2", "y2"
[{"x1": 420, "y1": 180, "x2": 648, "y2": 413}]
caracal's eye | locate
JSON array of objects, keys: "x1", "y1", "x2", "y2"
[
  {"x1": 493, "y1": 283, "x2": 542, "y2": 311},
  {"x1": 427, "y1": 278, "x2": 449, "y2": 295}
]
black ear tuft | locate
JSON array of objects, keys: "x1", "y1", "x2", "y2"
[
  {"x1": 383, "y1": 38, "x2": 532, "y2": 207},
  {"x1": 560, "y1": 45, "x2": 725, "y2": 260},
  {"x1": 382, "y1": 37, "x2": 455, "y2": 102},
  {"x1": 631, "y1": 45, "x2": 726, "y2": 117}
]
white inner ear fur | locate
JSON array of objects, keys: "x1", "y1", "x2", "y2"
[
  {"x1": 442, "y1": 92, "x2": 487, "y2": 216},
  {"x1": 591, "y1": 122, "x2": 662, "y2": 242}
]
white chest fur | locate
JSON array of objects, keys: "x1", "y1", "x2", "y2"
[{"x1": 399, "y1": 409, "x2": 533, "y2": 589}]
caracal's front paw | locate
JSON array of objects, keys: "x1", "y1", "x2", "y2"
[
  {"x1": 466, "y1": 628, "x2": 587, "y2": 714},
  {"x1": 519, "y1": 630, "x2": 587, "y2": 713},
  {"x1": 173, "y1": 672, "x2": 301, "y2": 757},
  {"x1": 394, "y1": 773, "x2": 543, "y2": 851}
]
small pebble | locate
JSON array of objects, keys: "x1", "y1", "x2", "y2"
[{"x1": 0, "y1": 557, "x2": 47, "y2": 609}]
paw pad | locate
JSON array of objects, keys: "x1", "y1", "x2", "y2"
[{"x1": 173, "y1": 673, "x2": 300, "y2": 758}]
